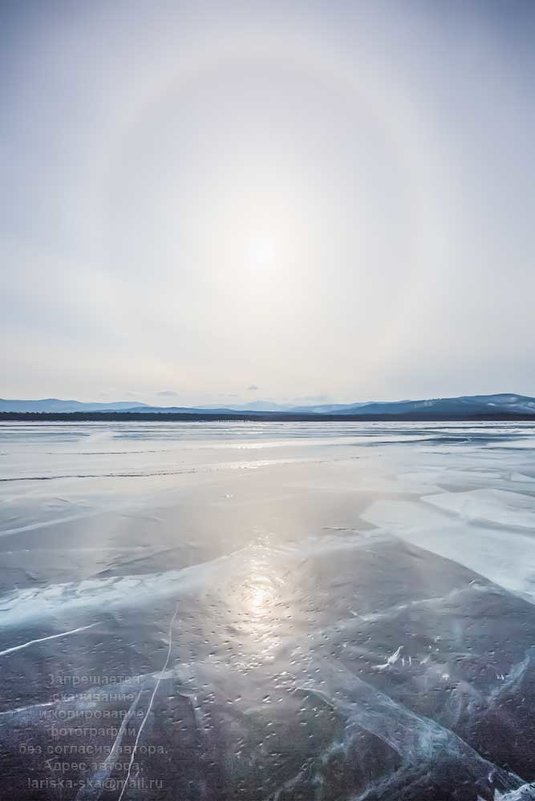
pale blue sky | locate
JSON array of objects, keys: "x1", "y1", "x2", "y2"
[{"x1": 1, "y1": 0, "x2": 534, "y2": 405}]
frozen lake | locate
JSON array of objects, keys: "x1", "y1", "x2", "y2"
[{"x1": 1, "y1": 421, "x2": 535, "y2": 800}]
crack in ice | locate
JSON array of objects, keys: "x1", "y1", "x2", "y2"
[
  {"x1": 117, "y1": 606, "x2": 179, "y2": 801},
  {"x1": 0, "y1": 623, "x2": 97, "y2": 657},
  {"x1": 75, "y1": 688, "x2": 144, "y2": 801}
]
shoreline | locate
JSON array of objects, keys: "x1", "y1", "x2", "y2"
[{"x1": 2, "y1": 412, "x2": 535, "y2": 423}]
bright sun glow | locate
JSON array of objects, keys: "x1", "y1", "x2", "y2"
[{"x1": 245, "y1": 234, "x2": 279, "y2": 269}]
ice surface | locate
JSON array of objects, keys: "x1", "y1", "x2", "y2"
[
  {"x1": 424, "y1": 488, "x2": 535, "y2": 529},
  {"x1": 1, "y1": 420, "x2": 535, "y2": 800}
]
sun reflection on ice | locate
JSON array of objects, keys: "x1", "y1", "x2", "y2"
[
  {"x1": 247, "y1": 576, "x2": 276, "y2": 617},
  {"x1": 235, "y1": 552, "x2": 285, "y2": 667}
]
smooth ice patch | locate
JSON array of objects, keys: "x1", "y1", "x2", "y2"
[
  {"x1": 423, "y1": 488, "x2": 535, "y2": 529},
  {"x1": 361, "y1": 498, "x2": 535, "y2": 603}
]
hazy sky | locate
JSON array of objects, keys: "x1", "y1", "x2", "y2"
[{"x1": 1, "y1": 0, "x2": 534, "y2": 405}]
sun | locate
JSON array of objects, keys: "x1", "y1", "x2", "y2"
[{"x1": 245, "y1": 234, "x2": 279, "y2": 269}]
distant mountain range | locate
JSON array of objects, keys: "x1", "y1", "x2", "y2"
[
  {"x1": 1, "y1": 393, "x2": 535, "y2": 419},
  {"x1": 0, "y1": 398, "x2": 148, "y2": 413}
]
